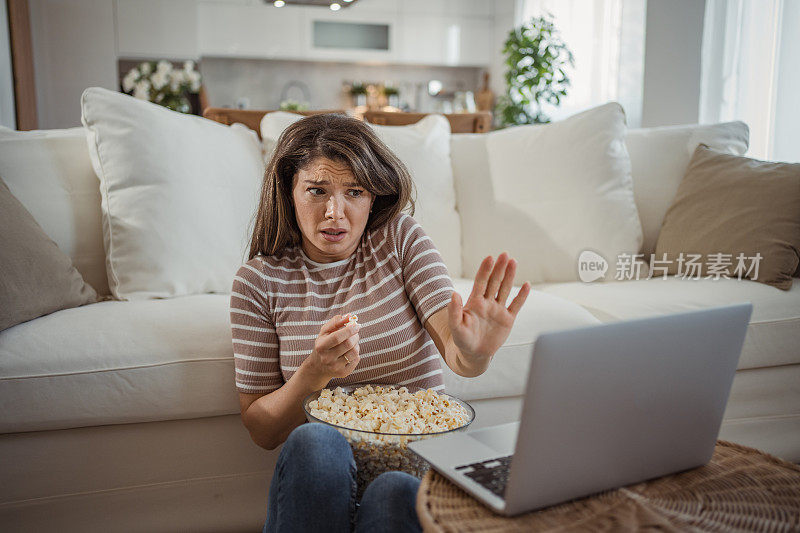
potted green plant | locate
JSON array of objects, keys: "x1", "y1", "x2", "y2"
[
  {"x1": 496, "y1": 15, "x2": 574, "y2": 128},
  {"x1": 279, "y1": 99, "x2": 309, "y2": 111},
  {"x1": 382, "y1": 85, "x2": 400, "y2": 108},
  {"x1": 350, "y1": 83, "x2": 368, "y2": 107}
]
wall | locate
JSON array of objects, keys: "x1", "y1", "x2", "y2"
[
  {"x1": 29, "y1": 0, "x2": 118, "y2": 129},
  {"x1": 641, "y1": 0, "x2": 706, "y2": 127},
  {"x1": 489, "y1": 0, "x2": 516, "y2": 100},
  {"x1": 0, "y1": 1, "x2": 15, "y2": 128}
]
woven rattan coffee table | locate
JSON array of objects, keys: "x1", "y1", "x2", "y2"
[{"x1": 416, "y1": 441, "x2": 800, "y2": 532}]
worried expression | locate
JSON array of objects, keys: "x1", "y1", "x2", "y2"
[{"x1": 292, "y1": 157, "x2": 375, "y2": 263}]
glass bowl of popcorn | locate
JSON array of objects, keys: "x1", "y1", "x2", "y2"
[{"x1": 303, "y1": 384, "x2": 475, "y2": 497}]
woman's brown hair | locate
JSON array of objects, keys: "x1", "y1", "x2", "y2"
[{"x1": 248, "y1": 113, "x2": 415, "y2": 260}]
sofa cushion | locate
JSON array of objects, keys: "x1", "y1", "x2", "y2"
[
  {"x1": 0, "y1": 295, "x2": 238, "y2": 433},
  {"x1": 0, "y1": 178, "x2": 97, "y2": 331},
  {"x1": 0, "y1": 277, "x2": 598, "y2": 432},
  {"x1": 537, "y1": 277, "x2": 800, "y2": 370},
  {"x1": 441, "y1": 278, "x2": 601, "y2": 401},
  {"x1": 625, "y1": 121, "x2": 749, "y2": 256},
  {"x1": 654, "y1": 145, "x2": 800, "y2": 290},
  {"x1": 260, "y1": 112, "x2": 463, "y2": 277},
  {"x1": 482, "y1": 103, "x2": 642, "y2": 284},
  {"x1": 0, "y1": 127, "x2": 108, "y2": 296},
  {"x1": 81, "y1": 87, "x2": 265, "y2": 299}
]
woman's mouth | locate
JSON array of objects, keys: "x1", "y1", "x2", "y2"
[{"x1": 321, "y1": 229, "x2": 347, "y2": 242}]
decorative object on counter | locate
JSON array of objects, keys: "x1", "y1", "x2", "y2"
[
  {"x1": 476, "y1": 72, "x2": 495, "y2": 113},
  {"x1": 121, "y1": 60, "x2": 202, "y2": 114},
  {"x1": 279, "y1": 100, "x2": 310, "y2": 111},
  {"x1": 496, "y1": 14, "x2": 573, "y2": 128},
  {"x1": 453, "y1": 91, "x2": 476, "y2": 113},
  {"x1": 349, "y1": 82, "x2": 368, "y2": 107},
  {"x1": 382, "y1": 85, "x2": 400, "y2": 108}
]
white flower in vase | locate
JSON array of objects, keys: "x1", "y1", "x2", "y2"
[
  {"x1": 169, "y1": 70, "x2": 184, "y2": 92},
  {"x1": 156, "y1": 60, "x2": 173, "y2": 74},
  {"x1": 186, "y1": 71, "x2": 201, "y2": 92},
  {"x1": 122, "y1": 69, "x2": 139, "y2": 93},
  {"x1": 151, "y1": 69, "x2": 170, "y2": 90},
  {"x1": 133, "y1": 79, "x2": 151, "y2": 100},
  {"x1": 140, "y1": 62, "x2": 152, "y2": 75},
  {"x1": 183, "y1": 60, "x2": 195, "y2": 72}
]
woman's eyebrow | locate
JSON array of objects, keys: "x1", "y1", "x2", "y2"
[{"x1": 304, "y1": 179, "x2": 362, "y2": 187}]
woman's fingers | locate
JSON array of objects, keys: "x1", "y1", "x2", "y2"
[
  {"x1": 496, "y1": 258, "x2": 517, "y2": 305},
  {"x1": 470, "y1": 255, "x2": 494, "y2": 300},
  {"x1": 328, "y1": 330, "x2": 360, "y2": 358},
  {"x1": 507, "y1": 282, "x2": 532, "y2": 317},
  {"x1": 335, "y1": 346, "x2": 360, "y2": 376},
  {"x1": 317, "y1": 321, "x2": 359, "y2": 351},
  {"x1": 448, "y1": 291, "x2": 464, "y2": 329},
  {"x1": 320, "y1": 314, "x2": 349, "y2": 335},
  {"x1": 484, "y1": 252, "x2": 509, "y2": 299}
]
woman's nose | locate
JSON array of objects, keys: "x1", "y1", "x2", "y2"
[{"x1": 325, "y1": 195, "x2": 343, "y2": 219}]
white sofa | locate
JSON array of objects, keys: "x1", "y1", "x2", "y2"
[{"x1": 1, "y1": 118, "x2": 798, "y2": 533}]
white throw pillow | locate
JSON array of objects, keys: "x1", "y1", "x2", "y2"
[
  {"x1": 260, "y1": 112, "x2": 463, "y2": 276},
  {"x1": 81, "y1": 88, "x2": 265, "y2": 299},
  {"x1": 625, "y1": 121, "x2": 749, "y2": 256},
  {"x1": 0, "y1": 127, "x2": 108, "y2": 296},
  {"x1": 483, "y1": 102, "x2": 642, "y2": 283}
]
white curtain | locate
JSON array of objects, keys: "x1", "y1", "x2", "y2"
[
  {"x1": 700, "y1": 0, "x2": 799, "y2": 161},
  {"x1": 517, "y1": 0, "x2": 646, "y2": 126}
]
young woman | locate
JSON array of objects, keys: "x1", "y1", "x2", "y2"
[{"x1": 230, "y1": 114, "x2": 530, "y2": 532}]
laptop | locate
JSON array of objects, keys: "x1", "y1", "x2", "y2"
[{"x1": 409, "y1": 304, "x2": 752, "y2": 516}]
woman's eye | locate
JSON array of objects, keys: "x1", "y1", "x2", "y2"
[
  {"x1": 348, "y1": 189, "x2": 363, "y2": 198},
  {"x1": 308, "y1": 187, "x2": 324, "y2": 195}
]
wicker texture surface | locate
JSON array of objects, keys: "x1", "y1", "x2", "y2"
[{"x1": 417, "y1": 441, "x2": 800, "y2": 532}]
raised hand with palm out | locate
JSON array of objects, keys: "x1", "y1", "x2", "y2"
[{"x1": 448, "y1": 252, "x2": 531, "y2": 369}]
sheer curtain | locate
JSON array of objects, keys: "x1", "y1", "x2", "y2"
[
  {"x1": 517, "y1": 0, "x2": 646, "y2": 126},
  {"x1": 700, "y1": 0, "x2": 799, "y2": 161}
]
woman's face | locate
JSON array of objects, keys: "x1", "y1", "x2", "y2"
[{"x1": 292, "y1": 157, "x2": 375, "y2": 263}]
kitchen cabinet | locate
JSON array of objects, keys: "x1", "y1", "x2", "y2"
[
  {"x1": 197, "y1": 3, "x2": 305, "y2": 59},
  {"x1": 116, "y1": 0, "x2": 198, "y2": 59},
  {"x1": 192, "y1": 1, "x2": 492, "y2": 66},
  {"x1": 399, "y1": 15, "x2": 491, "y2": 66},
  {"x1": 401, "y1": 0, "x2": 492, "y2": 18},
  {"x1": 304, "y1": 7, "x2": 400, "y2": 63}
]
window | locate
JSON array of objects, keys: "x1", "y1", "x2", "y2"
[
  {"x1": 700, "y1": 0, "x2": 798, "y2": 162},
  {"x1": 517, "y1": 0, "x2": 646, "y2": 126}
]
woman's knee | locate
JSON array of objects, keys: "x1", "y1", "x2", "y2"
[
  {"x1": 362, "y1": 471, "x2": 419, "y2": 504},
  {"x1": 281, "y1": 423, "x2": 352, "y2": 471},
  {"x1": 356, "y1": 472, "x2": 421, "y2": 533}
]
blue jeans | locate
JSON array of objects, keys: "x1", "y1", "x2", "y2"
[{"x1": 263, "y1": 423, "x2": 422, "y2": 533}]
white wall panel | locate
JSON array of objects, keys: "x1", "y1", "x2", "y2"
[{"x1": 29, "y1": 0, "x2": 118, "y2": 129}]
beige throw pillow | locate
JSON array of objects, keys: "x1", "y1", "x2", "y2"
[
  {"x1": 654, "y1": 145, "x2": 800, "y2": 290},
  {"x1": 0, "y1": 177, "x2": 97, "y2": 331}
]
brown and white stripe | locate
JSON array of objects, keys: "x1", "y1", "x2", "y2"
[{"x1": 230, "y1": 214, "x2": 454, "y2": 394}]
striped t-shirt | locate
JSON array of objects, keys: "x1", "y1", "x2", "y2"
[{"x1": 230, "y1": 213, "x2": 454, "y2": 394}]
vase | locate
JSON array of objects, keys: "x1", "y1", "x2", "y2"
[{"x1": 162, "y1": 94, "x2": 192, "y2": 114}]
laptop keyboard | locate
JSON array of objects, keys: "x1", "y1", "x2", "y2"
[{"x1": 455, "y1": 455, "x2": 513, "y2": 497}]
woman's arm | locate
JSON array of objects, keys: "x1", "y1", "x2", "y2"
[
  {"x1": 425, "y1": 253, "x2": 530, "y2": 377},
  {"x1": 240, "y1": 315, "x2": 361, "y2": 450},
  {"x1": 238, "y1": 363, "x2": 330, "y2": 450}
]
